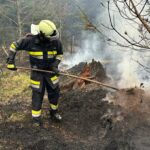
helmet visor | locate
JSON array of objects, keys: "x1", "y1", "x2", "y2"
[{"x1": 31, "y1": 24, "x2": 40, "y2": 35}]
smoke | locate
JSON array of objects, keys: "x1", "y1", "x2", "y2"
[
  {"x1": 117, "y1": 51, "x2": 140, "y2": 88},
  {"x1": 62, "y1": 0, "x2": 150, "y2": 89},
  {"x1": 63, "y1": 32, "x2": 106, "y2": 67}
]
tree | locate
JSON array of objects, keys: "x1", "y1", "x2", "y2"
[
  {"x1": 107, "y1": 0, "x2": 150, "y2": 50},
  {"x1": 0, "y1": 0, "x2": 85, "y2": 65},
  {"x1": 73, "y1": 0, "x2": 150, "y2": 51},
  {"x1": 0, "y1": 0, "x2": 34, "y2": 45}
]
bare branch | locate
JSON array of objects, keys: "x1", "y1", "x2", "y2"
[
  {"x1": 0, "y1": 11, "x2": 18, "y2": 26},
  {"x1": 107, "y1": 0, "x2": 149, "y2": 49},
  {"x1": 133, "y1": 59, "x2": 150, "y2": 74},
  {"x1": 139, "y1": 0, "x2": 149, "y2": 15},
  {"x1": 129, "y1": 0, "x2": 150, "y2": 33},
  {"x1": 1, "y1": 45, "x2": 9, "y2": 56}
]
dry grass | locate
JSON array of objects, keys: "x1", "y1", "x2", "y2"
[{"x1": 0, "y1": 71, "x2": 31, "y2": 102}]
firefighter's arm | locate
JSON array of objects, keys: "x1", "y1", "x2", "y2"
[
  {"x1": 56, "y1": 39, "x2": 63, "y2": 62},
  {"x1": 51, "y1": 40, "x2": 63, "y2": 74},
  {"x1": 53, "y1": 40, "x2": 63, "y2": 73},
  {"x1": 7, "y1": 37, "x2": 30, "y2": 71},
  {"x1": 6, "y1": 42, "x2": 17, "y2": 70}
]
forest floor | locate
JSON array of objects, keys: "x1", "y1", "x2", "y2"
[{"x1": 0, "y1": 61, "x2": 150, "y2": 150}]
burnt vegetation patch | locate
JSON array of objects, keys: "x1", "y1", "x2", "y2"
[{"x1": 0, "y1": 60, "x2": 150, "y2": 150}]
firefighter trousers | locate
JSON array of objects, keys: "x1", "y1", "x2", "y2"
[{"x1": 31, "y1": 77, "x2": 60, "y2": 118}]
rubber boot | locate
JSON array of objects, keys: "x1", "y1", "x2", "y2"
[
  {"x1": 50, "y1": 110, "x2": 62, "y2": 122},
  {"x1": 32, "y1": 117, "x2": 42, "y2": 127}
]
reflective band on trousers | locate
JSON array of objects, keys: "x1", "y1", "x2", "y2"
[
  {"x1": 50, "y1": 104, "x2": 58, "y2": 110},
  {"x1": 7, "y1": 64, "x2": 15, "y2": 68},
  {"x1": 30, "y1": 80, "x2": 40, "y2": 89},
  {"x1": 51, "y1": 76, "x2": 59, "y2": 84},
  {"x1": 32, "y1": 110, "x2": 41, "y2": 117},
  {"x1": 31, "y1": 80, "x2": 40, "y2": 85}
]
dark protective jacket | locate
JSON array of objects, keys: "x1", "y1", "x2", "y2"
[{"x1": 8, "y1": 34, "x2": 63, "y2": 90}]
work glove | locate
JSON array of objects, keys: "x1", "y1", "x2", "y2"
[
  {"x1": 51, "y1": 59, "x2": 61, "y2": 74},
  {"x1": 6, "y1": 58, "x2": 17, "y2": 71},
  {"x1": 6, "y1": 50, "x2": 17, "y2": 71},
  {"x1": 51, "y1": 66, "x2": 59, "y2": 74}
]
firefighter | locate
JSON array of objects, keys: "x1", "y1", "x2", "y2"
[{"x1": 6, "y1": 20, "x2": 63, "y2": 127}]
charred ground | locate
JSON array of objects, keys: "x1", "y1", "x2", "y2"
[{"x1": 0, "y1": 60, "x2": 150, "y2": 150}]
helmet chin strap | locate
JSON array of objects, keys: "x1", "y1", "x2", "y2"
[
  {"x1": 51, "y1": 30, "x2": 57, "y2": 36},
  {"x1": 38, "y1": 29, "x2": 60, "y2": 43},
  {"x1": 38, "y1": 32, "x2": 50, "y2": 42}
]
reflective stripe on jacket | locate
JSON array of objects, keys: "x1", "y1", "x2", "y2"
[{"x1": 9, "y1": 34, "x2": 63, "y2": 69}]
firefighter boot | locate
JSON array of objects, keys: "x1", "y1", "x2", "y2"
[
  {"x1": 50, "y1": 110, "x2": 62, "y2": 122},
  {"x1": 32, "y1": 117, "x2": 42, "y2": 127}
]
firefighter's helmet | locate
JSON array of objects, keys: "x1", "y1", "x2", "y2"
[{"x1": 31, "y1": 20, "x2": 58, "y2": 38}]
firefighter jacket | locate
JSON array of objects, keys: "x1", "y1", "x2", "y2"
[{"x1": 8, "y1": 34, "x2": 63, "y2": 90}]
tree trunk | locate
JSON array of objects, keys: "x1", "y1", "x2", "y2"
[
  {"x1": 16, "y1": 0, "x2": 23, "y2": 63},
  {"x1": 16, "y1": 0, "x2": 22, "y2": 37}
]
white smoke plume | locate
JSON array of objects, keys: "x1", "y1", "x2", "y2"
[
  {"x1": 62, "y1": 0, "x2": 150, "y2": 89},
  {"x1": 63, "y1": 32, "x2": 105, "y2": 67}
]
